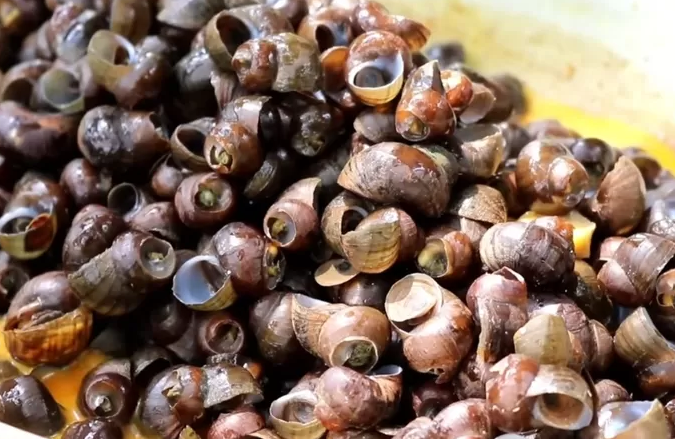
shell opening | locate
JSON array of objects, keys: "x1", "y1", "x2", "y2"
[
  {"x1": 371, "y1": 364, "x2": 403, "y2": 377},
  {"x1": 139, "y1": 238, "x2": 175, "y2": 279},
  {"x1": 176, "y1": 127, "x2": 207, "y2": 155},
  {"x1": 148, "y1": 113, "x2": 166, "y2": 137},
  {"x1": 315, "y1": 24, "x2": 335, "y2": 52},
  {"x1": 41, "y1": 68, "x2": 81, "y2": 107},
  {"x1": 282, "y1": 399, "x2": 314, "y2": 424},
  {"x1": 107, "y1": 183, "x2": 140, "y2": 216},
  {"x1": 416, "y1": 240, "x2": 449, "y2": 277},
  {"x1": 1, "y1": 77, "x2": 34, "y2": 106},
  {"x1": 347, "y1": 54, "x2": 405, "y2": 105},
  {"x1": 209, "y1": 145, "x2": 233, "y2": 170},
  {"x1": 657, "y1": 292, "x2": 675, "y2": 307},
  {"x1": 195, "y1": 176, "x2": 229, "y2": 211},
  {"x1": 398, "y1": 114, "x2": 430, "y2": 142},
  {"x1": 112, "y1": 43, "x2": 130, "y2": 65},
  {"x1": 206, "y1": 320, "x2": 243, "y2": 354},
  {"x1": 263, "y1": 244, "x2": 285, "y2": 289},
  {"x1": 85, "y1": 375, "x2": 128, "y2": 418},
  {"x1": 197, "y1": 188, "x2": 219, "y2": 209},
  {"x1": 195, "y1": 179, "x2": 226, "y2": 212},
  {"x1": 534, "y1": 393, "x2": 593, "y2": 430},
  {"x1": 332, "y1": 338, "x2": 378, "y2": 372},
  {"x1": 341, "y1": 207, "x2": 368, "y2": 234},
  {"x1": 270, "y1": 390, "x2": 319, "y2": 424},
  {"x1": 0, "y1": 206, "x2": 57, "y2": 258},
  {"x1": 0, "y1": 213, "x2": 33, "y2": 234},
  {"x1": 600, "y1": 401, "x2": 654, "y2": 437},
  {"x1": 266, "y1": 213, "x2": 297, "y2": 246},
  {"x1": 93, "y1": 395, "x2": 113, "y2": 416},
  {"x1": 216, "y1": 14, "x2": 252, "y2": 55},
  {"x1": 173, "y1": 255, "x2": 229, "y2": 305},
  {"x1": 354, "y1": 64, "x2": 392, "y2": 88}
]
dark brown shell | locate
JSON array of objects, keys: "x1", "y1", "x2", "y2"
[
  {"x1": 60, "y1": 158, "x2": 113, "y2": 208},
  {"x1": 212, "y1": 222, "x2": 285, "y2": 297},
  {"x1": 5, "y1": 271, "x2": 93, "y2": 365},
  {"x1": 78, "y1": 106, "x2": 169, "y2": 171},
  {"x1": 479, "y1": 221, "x2": 575, "y2": 286},
  {"x1": 0, "y1": 101, "x2": 79, "y2": 165},
  {"x1": 68, "y1": 231, "x2": 176, "y2": 315},
  {"x1": 62, "y1": 205, "x2": 127, "y2": 272},
  {"x1": 0, "y1": 376, "x2": 64, "y2": 436},
  {"x1": 597, "y1": 233, "x2": 675, "y2": 307},
  {"x1": 174, "y1": 173, "x2": 237, "y2": 229},
  {"x1": 338, "y1": 142, "x2": 458, "y2": 217}
]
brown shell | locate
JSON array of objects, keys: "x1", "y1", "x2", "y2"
[
  {"x1": 466, "y1": 268, "x2": 528, "y2": 363},
  {"x1": 590, "y1": 156, "x2": 646, "y2": 235},
  {"x1": 297, "y1": 6, "x2": 353, "y2": 51},
  {"x1": 447, "y1": 184, "x2": 508, "y2": 224},
  {"x1": 68, "y1": 231, "x2": 177, "y2": 315},
  {"x1": 395, "y1": 60, "x2": 455, "y2": 142},
  {"x1": 480, "y1": 221, "x2": 575, "y2": 287},
  {"x1": 212, "y1": 222, "x2": 285, "y2": 297},
  {"x1": 78, "y1": 106, "x2": 169, "y2": 171},
  {"x1": 344, "y1": 30, "x2": 413, "y2": 106},
  {"x1": 232, "y1": 32, "x2": 322, "y2": 93},
  {"x1": 351, "y1": 1, "x2": 430, "y2": 51},
  {"x1": 204, "y1": 5, "x2": 292, "y2": 70},
  {"x1": 597, "y1": 233, "x2": 675, "y2": 307},
  {"x1": 338, "y1": 142, "x2": 458, "y2": 218},
  {"x1": 314, "y1": 365, "x2": 403, "y2": 431},
  {"x1": 62, "y1": 205, "x2": 127, "y2": 272},
  {"x1": 4, "y1": 271, "x2": 93, "y2": 366},
  {"x1": 516, "y1": 139, "x2": 589, "y2": 214},
  {"x1": 0, "y1": 101, "x2": 79, "y2": 165},
  {"x1": 60, "y1": 158, "x2": 113, "y2": 208},
  {"x1": 385, "y1": 274, "x2": 474, "y2": 382},
  {"x1": 263, "y1": 178, "x2": 322, "y2": 251},
  {"x1": 174, "y1": 173, "x2": 237, "y2": 229},
  {"x1": 0, "y1": 173, "x2": 69, "y2": 260}
]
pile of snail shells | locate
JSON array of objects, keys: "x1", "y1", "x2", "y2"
[{"x1": 0, "y1": 0, "x2": 674, "y2": 439}]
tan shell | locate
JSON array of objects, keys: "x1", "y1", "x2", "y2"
[
  {"x1": 172, "y1": 254, "x2": 237, "y2": 311},
  {"x1": 4, "y1": 306, "x2": 93, "y2": 366},
  {"x1": 614, "y1": 307, "x2": 675, "y2": 397},
  {"x1": 0, "y1": 208, "x2": 58, "y2": 260},
  {"x1": 314, "y1": 259, "x2": 360, "y2": 287},
  {"x1": 527, "y1": 364, "x2": 594, "y2": 430},
  {"x1": 269, "y1": 390, "x2": 326, "y2": 439},
  {"x1": 345, "y1": 31, "x2": 411, "y2": 106},
  {"x1": 321, "y1": 191, "x2": 374, "y2": 257},
  {"x1": 596, "y1": 400, "x2": 671, "y2": 439},
  {"x1": 385, "y1": 273, "x2": 474, "y2": 382},
  {"x1": 340, "y1": 208, "x2": 402, "y2": 274},
  {"x1": 291, "y1": 294, "x2": 390, "y2": 372},
  {"x1": 448, "y1": 184, "x2": 508, "y2": 224},
  {"x1": 514, "y1": 314, "x2": 574, "y2": 367}
]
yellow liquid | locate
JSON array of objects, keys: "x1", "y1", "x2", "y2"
[
  {"x1": 0, "y1": 91, "x2": 673, "y2": 439},
  {"x1": 521, "y1": 88, "x2": 675, "y2": 171},
  {"x1": 0, "y1": 325, "x2": 146, "y2": 439}
]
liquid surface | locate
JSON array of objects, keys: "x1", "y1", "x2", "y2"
[
  {"x1": 522, "y1": 88, "x2": 675, "y2": 171},
  {"x1": 0, "y1": 322, "x2": 145, "y2": 439},
  {"x1": 0, "y1": 92, "x2": 673, "y2": 439}
]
